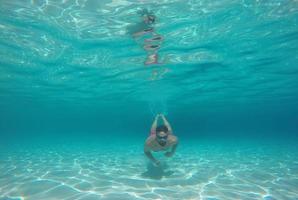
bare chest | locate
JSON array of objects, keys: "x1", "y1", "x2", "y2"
[{"x1": 151, "y1": 140, "x2": 172, "y2": 152}]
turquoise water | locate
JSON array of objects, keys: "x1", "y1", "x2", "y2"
[{"x1": 1, "y1": 0, "x2": 298, "y2": 199}]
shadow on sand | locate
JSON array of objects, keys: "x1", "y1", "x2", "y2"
[{"x1": 141, "y1": 162, "x2": 174, "y2": 180}]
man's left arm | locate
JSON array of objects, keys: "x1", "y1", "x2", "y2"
[{"x1": 165, "y1": 138, "x2": 178, "y2": 157}]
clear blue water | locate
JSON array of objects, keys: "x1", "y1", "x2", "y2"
[{"x1": 1, "y1": 0, "x2": 298, "y2": 200}]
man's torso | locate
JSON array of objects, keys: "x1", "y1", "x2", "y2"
[{"x1": 145, "y1": 135, "x2": 177, "y2": 152}]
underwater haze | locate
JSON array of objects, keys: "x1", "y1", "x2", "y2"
[{"x1": 1, "y1": 0, "x2": 298, "y2": 200}]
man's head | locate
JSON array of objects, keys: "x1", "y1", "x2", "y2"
[
  {"x1": 155, "y1": 125, "x2": 169, "y2": 146},
  {"x1": 144, "y1": 14, "x2": 155, "y2": 24},
  {"x1": 138, "y1": 9, "x2": 155, "y2": 24}
]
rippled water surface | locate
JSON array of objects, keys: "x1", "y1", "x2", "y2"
[
  {"x1": 1, "y1": 0, "x2": 298, "y2": 200},
  {"x1": 1, "y1": 0, "x2": 297, "y2": 109}
]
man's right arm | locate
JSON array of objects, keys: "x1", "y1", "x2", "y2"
[
  {"x1": 150, "y1": 115, "x2": 159, "y2": 135},
  {"x1": 144, "y1": 141, "x2": 159, "y2": 165},
  {"x1": 144, "y1": 151, "x2": 158, "y2": 163}
]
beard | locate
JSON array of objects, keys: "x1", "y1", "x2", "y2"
[{"x1": 158, "y1": 140, "x2": 167, "y2": 146}]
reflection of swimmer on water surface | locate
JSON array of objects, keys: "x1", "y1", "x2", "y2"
[
  {"x1": 127, "y1": 9, "x2": 156, "y2": 37},
  {"x1": 127, "y1": 9, "x2": 164, "y2": 66}
]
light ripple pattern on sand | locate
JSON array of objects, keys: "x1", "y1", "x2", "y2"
[{"x1": 1, "y1": 140, "x2": 298, "y2": 200}]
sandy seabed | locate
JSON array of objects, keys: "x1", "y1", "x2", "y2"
[{"x1": 1, "y1": 139, "x2": 298, "y2": 200}]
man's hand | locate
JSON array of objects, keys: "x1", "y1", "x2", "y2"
[{"x1": 164, "y1": 151, "x2": 173, "y2": 157}]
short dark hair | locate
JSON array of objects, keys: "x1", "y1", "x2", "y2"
[{"x1": 156, "y1": 125, "x2": 168, "y2": 133}]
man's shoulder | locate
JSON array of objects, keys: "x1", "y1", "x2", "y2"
[
  {"x1": 144, "y1": 135, "x2": 156, "y2": 151},
  {"x1": 168, "y1": 135, "x2": 178, "y2": 143}
]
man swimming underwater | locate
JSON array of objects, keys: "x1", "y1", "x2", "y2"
[{"x1": 144, "y1": 114, "x2": 178, "y2": 166}]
